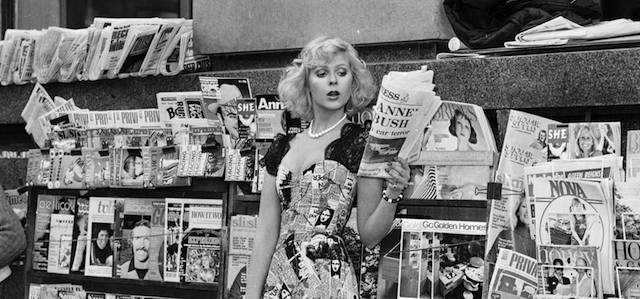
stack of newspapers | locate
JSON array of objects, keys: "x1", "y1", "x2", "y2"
[
  {"x1": 0, "y1": 17, "x2": 210, "y2": 86},
  {"x1": 485, "y1": 109, "x2": 640, "y2": 299}
]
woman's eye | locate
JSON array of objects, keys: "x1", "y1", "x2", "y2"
[
  {"x1": 316, "y1": 70, "x2": 327, "y2": 77},
  {"x1": 338, "y1": 69, "x2": 348, "y2": 76}
]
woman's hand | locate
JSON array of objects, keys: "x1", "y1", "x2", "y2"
[{"x1": 384, "y1": 157, "x2": 411, "y2": 197}]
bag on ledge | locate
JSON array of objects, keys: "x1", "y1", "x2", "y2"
[{"x1": 443, "y1": 0, "x2": 603, "y2": 49}]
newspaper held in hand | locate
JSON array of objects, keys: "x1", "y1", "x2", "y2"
[
  {"x1": 357, "y1": 66, "x2": 441, "y2": 178},
  {"x1": 488, "y1": 248, "x2": 538, "y2": 299}
]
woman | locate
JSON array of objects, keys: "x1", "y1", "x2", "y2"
[
  {"x1": 448, "y1": 109, "x2": 477, "y2": 151},
  {"x1": 245, "y1": 36, "x2": 411, "y2": 299},
  {"x1": 569, "y1": 197, "x2": 589, "y2": 245},
  {"x1": 529, "y1": 129, "x2": 547, "y2": 152},
  {"x1": 574, "y1": 125, "x2": 602, "y2": 158},
  {"x1": 486, "y1": 195, "x2": 536, "y2": 262}
]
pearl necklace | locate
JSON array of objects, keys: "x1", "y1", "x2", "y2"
[{"x1": 308, "y1": 114, "x2": 347, "y2": 139}]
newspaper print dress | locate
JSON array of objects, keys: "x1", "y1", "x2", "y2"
[{"x1": 262, "y1": 123, "x2": 367, "y2": 299}]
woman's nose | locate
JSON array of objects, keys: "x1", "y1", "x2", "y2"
[{"x1": 329, "y1": 73, "x2": 337, "y2": 85}]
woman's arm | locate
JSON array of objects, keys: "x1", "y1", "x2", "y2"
[
  {"x1": 358, "y1": 158, "x2": 410, "y2": 249},
  {"x1": 244, "y1": 174, "x2": 281, "y2": 299}
]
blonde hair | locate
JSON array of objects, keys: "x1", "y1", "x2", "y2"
[{"x1": 277, "y1": 36, "x2": 376, "y2": 121}]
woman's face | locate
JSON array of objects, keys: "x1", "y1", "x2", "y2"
[
  {"x1": 539, "y1": 130, "x2": 546, "y2": 142},
  {"x1": 308, "y1": 53, "x2": 353, "y2": 115},
  {"x1": 578, "y1": 130, "x2": 594, "y2": 152},
  {"x1": 455, "y1": 115, "x2": 472, "y2": 142},
  {"x1": 332, "y1": 259, "x2": 340, "y2": 272},
  {"x1": 518, "y1": 200, "x2": 529, "y2": 225},
  {"x1": 320, "y1": 209, "x2": 331, "y2": 223}
]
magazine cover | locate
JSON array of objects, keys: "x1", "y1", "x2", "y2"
[
  {"x1": 531, "y1": 177, "x2": 614, "y2": 294},
  {"x1": 376, "y1": 218, "x2": 486, "y2": 299},
  {"x1": 164, "y1": 198, "x2": 184, "y2": 283},
  {"x1": 626, "y1": 130, "x2": 640, "y2": 182},
  {"x1": 26, "y1": 149, "x2": 42, "y2": 186},
  {"x1": 47, "y1": 213, "x2": 75, "y2": 274},
  {"x1": 495, "y1": 110, "x2": 561, "y2": 193},
  {"x1": 252, "y1": 141, "x2": 271, "y2": 193},
  {"x1": 34, "y1": 149, "x2": 53, "y2": 187},
  {"x1": 199, "y1": 76, "x2": 253, "y2": 149},
  {"x1": 523, "y1": 157, "x2": 620, "y2": 241},
  {"x1": 568, "y1": 122, "x2": 621, "y2": 159},
  {"x1": 615, "y1": 266, "x2": 640, "y2": 298},
  {"x1": 178, "y1": 198, "x2": 224, "y2": 284},
  {"x1": 5, "y1": 188, "x2": 28, "y2": 230},
  {"x1": 537, "y1": 245, "x2": 601, "y2": 299},
  {"x1": 419, "y1": 101, "x2": 497, "y2": 155},
  {"x1": 155, "y1": 145, "x2": 191, "y2": 187},
  {"x1": 488, "y1": 248, "x2": 538, "y2": 299},
  {"x1": 255, "y1": 94, "x2": 287, "y2": 140},
  {"x1": 33, "y1": 195, "x2": 76, "y2": 271},
  {"x1": 85, "y1": 197, "x2": 119, "y2": 277},
  {"x1": 178, "y1": 125, "x2": 224, "y2": 178},
  {"x1": 615, "y1": 182, "x2": 640, "y2": 240},
  {"x1": 237, "y1": 98, "x2": 257, "y2": 140},
  {"x1": 156, "y1": 91, "x2": 205, "y2": 124},
  {"x1": 70, "y1": 197, "x2": 89, "y2": 274},
  {"x1": 227, "y1": 254, "x2": 250, "y2": 299},
  {"x1": 358, "y1": 67, "x2": 440, "y2": 178},
  {"x1": 55, "y1": 149, "x2": 86, "y2": 189},
  {"x1": 116, "y1": 147, "x2": 141, "y2": 188},
  {"x1": 485, "y1": 192, "x2": 537, "y2": 289},
  {"x1": 115, "y1": 197, "x2": 165, "y2": 281},
  {"x1": 225, "y1": 148, "x2": 248, "y2": 182},
  {"x1": 226, "y1": 213, "x2": 258, "y2": 298},
  {"x1": 228, "y1": 214, "x2": 258, "y2": 256},
  {"x1": 84, "y1": 149, "x2": 110, "y2": 189},
  {"x1": 547, "y1": 124, "x2": 569, "y2": 161}
]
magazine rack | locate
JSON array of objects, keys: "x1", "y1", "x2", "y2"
[{"x1": 22, "y1": 177, "x2": 228, "y2": 299}]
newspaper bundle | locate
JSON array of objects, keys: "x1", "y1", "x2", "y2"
[{"x1": 358, "y1": 66, "x2": 441, "y2": 178}]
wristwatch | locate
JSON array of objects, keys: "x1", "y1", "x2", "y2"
[{"x1": 382, "y1": 189, "x2": 404, "y2": 204}]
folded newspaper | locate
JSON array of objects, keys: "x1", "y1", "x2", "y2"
[
  {"x1": 357, "y1": 66, "x2": 441, "y2": 178},
  {"x1": 505, "y1": 17, "x2": 640, "y2": 48}
]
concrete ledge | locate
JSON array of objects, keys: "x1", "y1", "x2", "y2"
[{"x1": 1, "y1": 46, "x2": 639, "y2": 125}]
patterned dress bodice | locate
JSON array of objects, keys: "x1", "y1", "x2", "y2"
[{"x1": 260, "y1": 123, "x2": 368, "y2": 299}]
